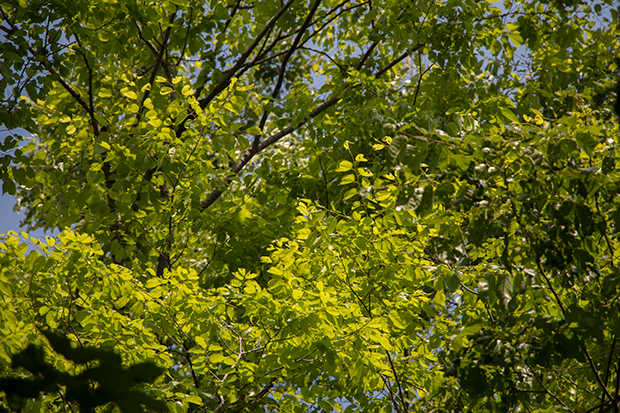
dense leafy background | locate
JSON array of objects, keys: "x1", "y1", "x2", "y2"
[{"x1": 1, "y1": 0, "x2": 619, "y2": 412}]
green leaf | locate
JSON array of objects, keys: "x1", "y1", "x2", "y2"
[
  {"x1": 575, "y1": 132, "x2": 597, "y2": 157},
  {"x1": 495, "y1": 272, "x2": 513, "y2": 307},
  {"x1": 501, "y1": 108, "x2": 518, "y2": 123},
  {"x1": 336, "y1": 161, "x2": 353, "y2": 172},
  {"x1": 121, "y1": 89, "x2": 138, "y2": 100},
  {"x1": 93, "y1": 142, "x2": 110, "y2": 154}
]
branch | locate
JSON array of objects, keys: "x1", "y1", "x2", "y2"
[
  {"x1": 199, "y1": 44, "x2": 420, "y2": 210},
  {"x1": 600, "y1": 335, "x2": 618, "y2": 413},
  {"x1": 174, "y1": 7, "x2": 193, "y2": 72},
  {"x1": 595, "y1": 194, "x2": 615, "y2": 268},
  {"x1": 257, "y1": 0, "x2": 323, "y2": 133},
  {"x1": 199, "y1": 0, "x2": 296, "y2": 110},
  {"x1": 46, "y1": 63, "x2": 92, "y2": 118},
  {"x1": 200, "y1": 95, "x2": 340, "y2": 210},
  {"x1": 536, "y1": 258, "x2": 565, "y2": 314},
  {"x1": 138, "y1": 10, "x2": 177, "y2": 121},
  {"x1": 221, "y1": 0, "x2": 242, "y2": 34},
  {"x1": 586, "y1": 403, "x2": 614, "y2": 413},
  {"x1": 318, "y1": 153, "x2": 329, "y2": 207},
  {"x1": 584, "y1": 345, "x2": 615, "y2": 404},
  {"x1": 373, "y1": 50, "x2": 409, "y2": 79},
  {"x1": 524, "y1": 360, "x2": 574, "y2": 413},
  {"x1": 72, "y1": 33, "x2": 100, "y2": 136},
  {"x1": 304, "y1": 1, "x2": 365, "y2": 46},
  {"x1": 386, "y1": 350, "x2": 409, "y2": 413},
  {"x1": 20, "y1": 35, "x2": 102, "y2": 138},
  {"x1": 614, "y1": 355, "x2": 620, "y2": 412},
  {"x1": 355, "y1": 39, "x2": 379, "y2": 71},
  {"x1": 378, "y1": 371, "x2": 401, "y2": 413},
  {"x1": 137, "y1": 23, "x2": 174, "y2": 82}
]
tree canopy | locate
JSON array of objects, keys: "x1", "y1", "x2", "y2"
[{"x1": 1, "y1": 0, "x2": 620, "y2": 412}]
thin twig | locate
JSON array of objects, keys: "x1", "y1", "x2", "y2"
[
  {"x1": 524, "y1": 360, "x2": 574, "y2": 413},
  {"x1": 379, "y1": 371, "x2": 401, "y2": 413},
  {"x1": 535, "y1": 259, "x2": 565, "y2": 314},
  {"x1": 386, "y1": 350, "x2": 409, "y2": 413},
  {"x1": 584, "y1": 346, "x2": 615, "y2": 403}
]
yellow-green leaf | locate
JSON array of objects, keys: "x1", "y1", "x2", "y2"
[
  {"x1": 336, "y1": 160, "x2": 353, "y2": 172},
  {"x1": 501, "y1": 108, "x2": 518, "y2": 123}
]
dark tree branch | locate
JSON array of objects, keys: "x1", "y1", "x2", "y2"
[
  {"x1": 304, "y1": 0, "x2": 366, "y2": 45},
  {"x1": 373, "y1": 50, "x2": 409, "y2": 79},
  {"x1": 199, "y1": 0, "x2": 296, "y2": 110},
  {"x1": 0, "y1": 23, "x2": 14, "y2": 35},
  {"x1": 72, "y1": 32, "x2": 100, "y2": 136},
  {"x1": 137, "y1": 23, "x2": 175, "y2": 82},
  {"x1": 137, "y1": 23, "x2": 160, "y2": 55},
  {"x1": 614, "y1": 354, "x2": 620, "y2": 413},
  {"x1": 222, "y1": 0, "x2": 242, "y2": 34},
  {"x1": 536, "y1": 258, "x2": 566, "y2": 314},
  {"x1": 199, "y1": 94, "x2": 340, "y2": 210},
  {"x1": 199, "y1": 45, "x2": 419, "y2": 210},
  {"x1": 412, "y1": 49, "x2": 429, "y2": 107},
  {"x1": 378, "y1": 371, "x2": 401, "y2": 413},
  {"x1": 355, "y1": 39, "x2": 379, "y2": 71},
  {"x1": 600, "y1": 334, "x2": 618, "y2": 413},
  {"x1": 318, "y1": 153, "x2": 329, "y2": 208},
  {"x1": 20, "y1": 35, "x2": 103, "y2": 140},
  {"x1": 587, "y1": 403, "x2": 614, "y2": 413},
  {"x1": 250, "y1": 26, "x2": 280, "y2": 67},
  {"x1": 175, "y1": 7, "x2": 193, "y2": 72},
  {"x1": 585, "y1": 345, "x2": 615, "y2": 404},
  {"x1": 386, "y1": 350, "x2": 409, "y2": 413},
  {"x1": 300, "y1": 46, "x2": 348, "y2": 72},
  {"x1": 524, "y1": 360, "x2": 575, "y2": 413},
  {"x1": 257, "y1": 0, "x2": 323, "y2": 134},
  {"x1": 139, "y1": 10, "x2": 177, "y2": 121},
  {"x1": 47, "y1": 65, "x2": 92, "y2": 119}
]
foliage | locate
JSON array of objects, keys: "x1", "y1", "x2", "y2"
[
  {"x1": 0, "y1": 330, "x2": 166, "y2": 413},
  {"x1": 1, "y1": 0, "x2": 620, "y2": 412}
]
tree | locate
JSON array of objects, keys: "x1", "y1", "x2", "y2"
[{"x1": 1, "y1": 0, "x2": 619, "y2": 411}]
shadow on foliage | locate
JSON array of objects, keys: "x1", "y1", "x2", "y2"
[{"x1": 0, "y1": 330, "x2": 167, "y2": 413}]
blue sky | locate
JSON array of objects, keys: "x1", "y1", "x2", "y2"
[
  {"x1": 0, "y1": 190, "x2": 53, "y2": 240},
  {"x1": 0, "y1": 191, "x2": 23, "y2": 235},
  {"x1": 0, "y1": 133, "x2": 53, "y2": 240}
]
